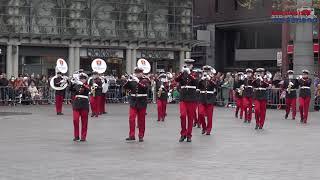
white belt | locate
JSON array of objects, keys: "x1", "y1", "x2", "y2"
[
  {"x1": 200, "y1": 91, "x2": 214, "y2": 94},
  {"x1": 301, "y1": 86, "x2": 310, "y2": 89},
  {"x1": 255, "y1": 88, "x2": 266, "y2": 91},
  {"x1": 181, "y1": 86, "x2": 196, "y2": 89},
  {"x1": 130, "y1": 94, "x2": 148, "y2": 97},
  {"x1": 75, "y1": 95, "x2": 89, "y2": 99},
  {"x1": 245, "y1": 86, "x2": 253, "y2": 88}
]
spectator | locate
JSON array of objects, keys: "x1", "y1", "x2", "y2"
[
  {"x1": 28, "y1": 81, "x2": 40, "y2": 105},
  {"x1": 0, "y1": 73, "x2": 9, "y2": 104},
  {"x1": 221, "y1": 72, "x2": 234, "y2": 107}
]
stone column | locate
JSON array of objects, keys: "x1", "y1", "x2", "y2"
[
  {"x1": 6, "y1": 45, "x2": 12, "y2": 77},
  {"x1": 12, "y1": 45, "x2": 19, "y2": 77},
  {"x1": 126, "y1": 48, "x2": 132, "y2": 74},
  {"x1": 74, "y1": 46, "x2": 80, "y2": 71},
  {"x1": 131, "y1": 49, "x2": 137, "y2": 72},
  {"x1": 293, "y1": 8, "x2": 314, "y2": 112},
  {"x1": 207, "y1": 24, "x2": 215, "y2": 67},
  {"x1": 68, "y1": 46, "x2": 75, "y2": 75},
  {"x1": 179, "y1": 50, "x2": 185, "y2": 70}
]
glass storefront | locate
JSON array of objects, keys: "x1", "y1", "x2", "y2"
[
  {"x1": 19, "y1": 56, "x2": 59, "y2": 76},
  {"x1": 80, "y1": 48, "x2": 125, "y2": 77},
  {"x1": 0, "y1": 46, "x2": 6, "y2": 74}
]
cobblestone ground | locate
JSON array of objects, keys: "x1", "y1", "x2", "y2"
[{"x1": 0, "y1": 104, "x2": 319, "y2": 180}]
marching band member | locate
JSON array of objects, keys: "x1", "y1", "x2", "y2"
[
  {"x1": 100, "y1": 74, "x2": 108, "y2": 114},
  {"x1": 156, "y1": 72, "x2": 169, "y2": 122},
  {"x1": 197, "y1": 65, "x2": 217, "y2": 135},
  {"x1": 283, "y1": 70, "x2": 299, "y2": 120},
  {"x1": 175, "y1": 59, "x2": 198, "y2": 142},
  {"x1": 54, "y1": 71, "x2": 66, "y2": 115},
  {"x1": 233, "y1": 72, "x2": 245, "y2": 119},
  {"x1": 193, "y1": 69, "x2": 202, "y2": 128},
  {"x1": 72, "y1": 73, "x2": 90, "y2": 142},
  {"x1": 242, "y1": 69, "x2": 254, "y2": 123},
  {"x1": 89, "y1": 71, "x2": 103, "y2": 117},
  {"x1": 298, "y1": 70, "x2": 312, "y2": 123},
  {"x1": 252, "y1": 68, "x2": 270, "y2": 130},
  {"x1": 123, "y1": 67, "x2": 151, "y2": 142}
]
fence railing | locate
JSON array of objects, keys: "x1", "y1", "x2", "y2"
[{"x1": 0, "y1": 86, "x2": 319, "y2": 110}]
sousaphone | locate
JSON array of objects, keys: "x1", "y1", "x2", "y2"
[
  {"x1": 50, "y1": 58, "x2": 69, "y2": 91},
  {"x1": 137, "y1": 58, "x2": 151, "y2": 74}
]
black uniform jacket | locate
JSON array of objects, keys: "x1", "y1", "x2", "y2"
[
  {"x1": 54, "y1": 76, "x2": 66, "y2": 96},
  {"x1": 72, "y1": 83, "x2": 90, "y2": 110},
  {"x1": 299, "y1": 78, "x2": 312, "y2": 98},
  {"x1": 156, "y1": 80, "x2": 169, "y2": 100},
  {"x1": 123, "y1": 77, "x2": 151, "y2": 109},
  {"x1": 243, "y1": 78, "x2": 254, "y2": 98},
  {"x1": 197, "y1": 78, "x2": 217, "y2": 105},
  {"x1": 283, "y1": 79, "x2": 299, "y2": 98},
  {"x1": 233, "y1": 80, "x2": 245, "y2": 98},
  {"x1": 89, "y1": 78, "x2": 103, "y2": 96},
  {"x1": 175, "y1": 72, "x2": 198, "y2": 102},
  {"x1": 252, "y1": 78, "x2": 270, "y2": 100}
]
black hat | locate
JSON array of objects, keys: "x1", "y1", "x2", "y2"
[
  {"x1": 57, "y1": 72, "x2": 62, "y2": 75},
  {"x1": 184, "y1": 59, "x2": 195, "y2": 64},
  {"x1": 79, "y1": 73, "x2": 88, "y2": 80},
  {"x1": 237, "y1": 72, "x2": 244, "y2": 75},
  {"x1": 79, "y1": 69, "x2": 84, "y2": 73}
]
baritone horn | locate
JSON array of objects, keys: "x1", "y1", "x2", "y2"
[{"x1": 50, "y1": 58, "x2": 69, "y2": 91}]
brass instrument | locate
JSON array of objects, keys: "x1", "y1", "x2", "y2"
[
  {"x1": 287, "y1": 80, "x2": 294, "y2": 94},
  {"x1": 238, "y1": 85, "x2": 245, "y2": 96},
  {"x1": 91, "y1": 83, "x2": 98, "y2": 97}
]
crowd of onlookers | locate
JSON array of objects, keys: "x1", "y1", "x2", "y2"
[{"x1": 0, "y1": 71, "x2": 320, "y2": 110}]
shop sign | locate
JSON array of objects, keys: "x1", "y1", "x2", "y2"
[
  {"x1": 87, "y1": 48, "x2": 124, "y2": 58},
  {"x1": 138, "y1": 50, "x2": 174, "y2": 60}
]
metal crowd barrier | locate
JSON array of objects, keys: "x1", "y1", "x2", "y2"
[{"x1": 0, "y1": 86, "x2": 319, "y2": 110}]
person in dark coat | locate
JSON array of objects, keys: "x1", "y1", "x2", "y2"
[
  {"x1": 298, "y1": 70, "x2": 312, "y2": 124},
  {"x1": 282, "y1": 70, "x2": 299, "y2": 120},
  {"x1": 72, "y1": 73, "x2": 90, "y2": 142},
  {"x1": 123, "y1": 67, "x2": 151, "y2": 142}
]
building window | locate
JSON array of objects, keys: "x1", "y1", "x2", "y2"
[
  {"x1": 234, "y1": 0, "x2": 238, "y2": 10},
  {"x1": 215, "y1": 0, "x2": 219, "y2": 12}
]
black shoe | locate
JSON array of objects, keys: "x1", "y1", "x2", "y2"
[
  {"x1": 193, "y1": 123, "x2": 196, "y2": 127},
  {"x1": 139, "y1": 138, "x2": 144, "y2": 142},
  {"x1": 292, "y1": 117, "x2": 295, "y2": 120},
  {"x1": 91, "y1": 113, "x2": 95, "y2": 117},
  {"x1": 244, "y1": 120, "x2": 247, "y2": 123},
  {"x1": 80, "y1": 139, "x2": 86, "y2": 142},
  {"x1": 197, "y1": 124, "x2": 201, "y2": 128},
  {"x1": 259, "y1": 126, "x2": 263, "y2": 129},
  {"x1": 57, "y1": 112, "x2": 63, "y2": 115},
  {"x1": 285, "y1": 114, "x2": 288, "y2": 120},
  {"x1": 73, "y1": 137, "x2": 80, "y2": 141},
  {"x1": 179, "y1": 136, "x2": 186, "y2": 142},
  {"x1": 157, "y1": 119, "x2": 160, "y2": 122},
  {"x1": 202, "y1": 129, "x2": 206, "y2": 135},
  {"x1": 206, "y1": 132, "x2": 211, "y2": 136},
  {"x1": 300, "y1": 119, "x2": 303, "y2": 123},
  {"x1": 126, "y1": 137, "x2": 135, "y2": 141},
  {"x1": 187, "y1": 137, "x2": 192, "y2": 142},
  {"x1": 255, "y1": 125, "x2": 259, "y2": 130},
  {"x1": 103, "y1": 112, "x2": 107, "y2": 114}
]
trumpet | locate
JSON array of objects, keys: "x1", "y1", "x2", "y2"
[
  {"x1": 237, "y1": 85, "x2": 245, "y2": 96},
  {"x1": 91, "y1": 83, "x2": 98, "y2": 97},
  {"x1": 287, "y1": 81, "x2": 294, "y2": 93}
]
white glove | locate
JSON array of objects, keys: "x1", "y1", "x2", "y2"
[
  {"x1": 289, "y1": 82, "x2": 294, "y2": 86},
  {"x1": 201, "y1": 76, "x2": 206, "y2": 80},
  {"x1": 77, "y1": 81, "x2": 84, "y2": 86},
  {"x1": 182, "y1": 67, "x2": 190, "y2": 74},
  {"x1": 160, "y1": 85, "x2": 164, "y2": 89},
  {"x1": 132, "y1": 76, "x2": 139, "y2": 83},
  {"x1": 93, "y1": 83, "x2": 98, "y2": 87},
  {"x1": 259, "y1": 77, "x2": 263, "y2": 81}
]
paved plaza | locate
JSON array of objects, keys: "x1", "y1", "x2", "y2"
[{"x1": 0, "y1": 104, "x2": 320, "y2": 180}]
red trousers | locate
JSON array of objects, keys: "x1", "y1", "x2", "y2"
[
  {"x1": 179, "y1": 101, "x2": 196, "y2": 138},
  {"x1": 198, "y1": 104, "x2": 214, "y2": 134},
  {"x1": 235, "y1": 97, "x2": 244, "y2": 118},
  {"x1": 129, "y1": 107, "x2": 147, "y2": 138},
  {"x1": 285, "y1": 97, "x2": 297, "y2": 119},
  {"x1": 299, "y1": 96, "x2": 311, "y2": 123},
  {"x1": 193, "y1": 103, "x2": 199, "y2": 124},
  {"x1": 73, "y1": 109, "x2": 88, "y2": 140},
  {"x1": 97, "y1": 95, "x2": 105, "y2": 114},
  {"x1": 100, "y1": 93, "x2": 107, "y2": 113},
  {"x1": 90, "y1": 96, "x2": 98, "y2": 115},
  {"x1": 254, "y1": 100, "x2": 267, "y2": 127},
  {"x1": 157, "y1": 99, "x2": 167, "y2": 121},
  {"x1": 55, "y1": 95, "x2": 64, "y2": 113},
  {"x1": 243, "y1": 97, "x2": 253, "y2": 121}
]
